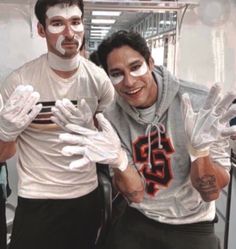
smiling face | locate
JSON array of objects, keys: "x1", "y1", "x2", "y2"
[
  {"x1": 107, "y1": 45, "x2": 158, "y2": 108},
  {"x1": 37, "y1": 4, "x2": 84, "y2": 58}
]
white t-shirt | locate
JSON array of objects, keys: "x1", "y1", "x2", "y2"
[{"x1": 0, "y1": 54, "x2": 114, "y2": 199}]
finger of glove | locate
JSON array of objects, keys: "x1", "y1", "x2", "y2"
[
  {"x1": 203, "y1": 83, "x2": 221, "y2": 110},
  {"x1": 18, "y1": 92, "x2": 40, "y2": 116},
  {"x1": 51, "y1": 106, "x2": 69, "y2": 126},
  {"x1": 220, "y1": 104, "x2": 236, "y2": 124},
  {"x1": 65, "y1": 123, "x2": 98, "y2": 136},
  {"x1": 95, "y1": 113, "x2": 116, "y2": 135},
  {"x1": 61, "y1": 145, "x2": 85, "y2": 156},
  {"x1": 27, "y1": 103, "x2": 42, "y2": 122},
  {"x1": 221, "y1": 126, "x2": 236, "y2": 137},
  {"x1": 59, "y1": 133, "x2": 90, "y2": 145},
  {"x1": 4, "y1": 91, "x2": 40, "y2": 122},
  {"x1": 181, "y1": 93, "x2": 194, "y2": 117},
  {"x1": 69, "y1": 157, "x2": 90, "y2": 169},
  {"x1": 61, "y1": 98, "x2": 78, "y2": 115},
  {"x1": 50, "y1": 116, "x2": 70, "y2": 132},
  {"x1": 80, "y1": 99, "x2": 93, "y2": 116},
  {"x1": 9, "y1": 103, "x2": 42, "y2": 130},
  {"x1": 55, "y1": 100, "x2": 75, "y2": 123},
  {"x1": 6, "y1": 85, "x2": 34, "y2": 108},
  {"x1": 215, "y1": 92, "x2": 236, "y2": 116}
]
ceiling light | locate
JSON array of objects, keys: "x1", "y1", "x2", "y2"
[
  {"x1": 91, "y1": 26, "x2": 111, "y2": 30},
  {"x1": 90, "y1": 30, "x2": 109, "y2": 33},
  {"x1": 92, "y1": 11, "x2": 121, "y2": 16},
  {"x1": 91, "y1": 19, "x2": 116, "y2": 24}
]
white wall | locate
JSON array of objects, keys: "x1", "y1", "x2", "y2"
[
  {"x1": 0, "y1": 3, "x2": 47, "y2": 219},
  {"x1": 176, "y1": 0, "x2": 235, "y2": 93},
  {"x1": 0, "y1": 3, "x2": 47, "y2": 82}
]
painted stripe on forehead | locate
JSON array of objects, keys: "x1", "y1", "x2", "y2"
[{"x1": 46, "y1": 4, "x2": 82, "y2": 19}]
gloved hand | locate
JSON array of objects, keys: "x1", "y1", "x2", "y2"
[
  {"x1": 0, "y1": 85, "x2": 42, "y2": 142},
  {"x1": 59, "y1": 113, "x2": 128, "y2": 171},
  {"x1": 181, "y1": 83, "x2": 236, "y2": 162},
  {"x1": 51, "y1": 98, "x2": 95, "y2": 132}
]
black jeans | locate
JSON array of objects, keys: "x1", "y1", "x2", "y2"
[
  {"x1": 9, "y1": 188, "x2": 102, "y2": 249},
  {"x1": 104, "y1": 206, "x2": 220, "y2": 249}
]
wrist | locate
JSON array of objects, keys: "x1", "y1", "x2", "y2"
[
  {"x1": 111, "y1": 149, "x2": 128, "y2": 172},
  {"x1": 189, "y1": 145, "x2": 209, "y2": 162}
]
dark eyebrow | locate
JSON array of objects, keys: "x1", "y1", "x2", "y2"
[
  {"x1": 49, "y1": 17, "x2": 64, "y2": 22},
  {"x1": 129, "y1": 60, "x2": 143, "y2": 67},
  {"x1": 108, "y1": 59, "x2": 143, "y2": 74},
  {"x1": 109, "y1": 68, "x2": 122, "y2": 74}
]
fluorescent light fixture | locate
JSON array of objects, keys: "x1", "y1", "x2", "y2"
[
  {"x1": 91, "y1": 26, "x2": 111, "y2": 30},
  {"x1": 91, "y1": 19, "x2": 116, "y2": 24},
  {"x1": 90, "y1": 30, "x2": 109, "y2": 33},
  {"x1": 92, "y1": 11, "x2": 121, "y2": 16},
  {"x1": 90, "y1": 33, "x2": 107, "y2": 36}
]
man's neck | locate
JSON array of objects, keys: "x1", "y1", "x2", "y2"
[
  {"x1": 52, "y1": 68, "x2": 78, "y2": 79},
  {"x1": 47, "y1": 52, "x2": 80, "y2": 77}
]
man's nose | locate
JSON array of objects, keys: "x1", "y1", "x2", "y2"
[
  {"x1": 63, "y1": 24, "x2": 75, "y2": 39},
  {"x1": 123, "y1": 73, "x2": 136, "y2": 87}
]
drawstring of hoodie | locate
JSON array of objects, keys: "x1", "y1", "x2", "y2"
[{"x1": 145, "y1": 121, "x2": 166, "y2": 169}]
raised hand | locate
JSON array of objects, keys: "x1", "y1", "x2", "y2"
[
  {"x1": 51, "y1": 98, "x2": 95, "y2": 131},
  {"x1": 181, "y1": 83, "x2": 236, "y2": 161},
  {"x1": 0, "y1": 85, "x2": 42, "y2": 141}
]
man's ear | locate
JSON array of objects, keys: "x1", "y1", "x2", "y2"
[
  {"x1": 148, "y1": 57, "x2": 155, "y2": 71},
  {"x1": 37, "y1": 22, "x2": 46, "y2": 37}
]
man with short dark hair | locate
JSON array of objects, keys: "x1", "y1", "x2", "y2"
[
  {"x1": 94, "y1": 30, "x2": 236, "y2": 249},
  {"x1": 0, "y1": 1, "x2": 115, "y2": 248}
]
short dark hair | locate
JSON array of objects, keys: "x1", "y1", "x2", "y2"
[
  {"x1": 97, "y1": 30, "x2": 151, "y2": 73},
  {"x1": 89, "y1": 51, "x2": 100, "y2": 66},
  {"x1": 35, "y1": 0, "x2": 84, "y2": 28}
]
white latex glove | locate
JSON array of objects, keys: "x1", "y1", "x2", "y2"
[
  {"x1": 181, "y1": 83, "x2": 236, "y2": 161},
  {"x1": 51, "y1": 98, "x2": 95, "y2": 131},
  {"x1": 59, "y1": 113, "x2": 128, "y2": 171},
  {"x1": 0, "y1": 85, "x2": 42, "y2": 142}
]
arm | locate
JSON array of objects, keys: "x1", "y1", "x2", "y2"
[
  {"x1": 113, "y1": 165, "x2": 144, "y2": 203},
  {"x1": 181, "y1": 84, "x2": 235, "y2": 201},
  {"x1": 190, "y1": 155, "x2": 230, "y2": 202},
  {"x1": 0, "y1": 140, "x2": 16, "y2": 162}
]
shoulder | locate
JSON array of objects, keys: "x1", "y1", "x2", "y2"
[
  {"x1": 104, "y1": 100, "x2": 120, "y2": 118},
  {"x1": 0, "y1": 54, "x2": 47, "y2": 99},
  {"x1": 104, "y1": 99, "x2": 126, "y2": 126},
  {"x1": 80, "y1": 57, "x2": 108, "y2": 79}
]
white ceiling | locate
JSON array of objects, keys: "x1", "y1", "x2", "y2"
[{"x1": 0, "y1": 1, "x2": 196, "y2": 49}]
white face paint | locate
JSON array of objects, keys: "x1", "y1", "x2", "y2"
[
  {"x1": 46, "y1": 4, "x2": 84, "y2": 34},
  {"x1": 47, "y1": 21, "x2": 84, "y2": 34},
  {"x1": 55, "y1": 34, "x2": 82, "y2": 55},
  {"x1": 130, "y1": 61, "x2": 148, "y2": 77},
  {"x1": 46, "y1": 4, "x2": 82, "y2": 20},
  {"x1": 109, "y1": 75, "x2": 124, "y2": 85},
  {"x1": 55, "y1": 35, "x2": 66, "y2": 55},
  {"x1": 46, "y1": 5, "x2": 84, "y2": 55},
  {"x1": 109, "y1": 61, "x2": 148, "y2": 85}
]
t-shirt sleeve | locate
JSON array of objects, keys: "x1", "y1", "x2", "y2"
[{"x1": 0, "y1": 71, "x2": 21, "y2": 103}]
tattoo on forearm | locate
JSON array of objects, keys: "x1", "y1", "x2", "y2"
[{"x1": 195, "y1": 174, "x2": 218, "y2": 196}]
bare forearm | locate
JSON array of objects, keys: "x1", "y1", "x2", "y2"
[
  {"x1": 113, "y1": 165, "x2": 145, "y2": 203},
  {"x1": 190, "y1": 155, "x2": 230, "y2": 202},
  {"x1": 0, "y1": 140, "x2": 16, "y2": 162}
]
